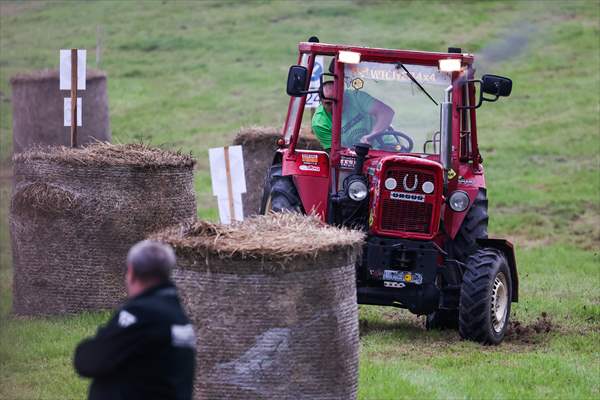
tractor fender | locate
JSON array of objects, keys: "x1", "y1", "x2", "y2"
[
  {"x1": 476, "y1": 238, "x2": 519, "y2": 302},
  {"x1": 271, "y1": 150, "x2": 283, "y2": 166},
  {"x1": 444, "y1": 162, "x2": 486, "y2": 239}
]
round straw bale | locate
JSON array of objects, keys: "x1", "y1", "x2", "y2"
[
  {"x1": 232, "y1": 126, "x2": 323, "y2": 217},
  {"x1": 151, "y1": 213, "x2": 364, "y2": 400},
  {"x1": 9, "y1": 143, "x2": 197, "y2": 315},
  {"x1": 10, "y1": 69, "x2": 110, "y2": 153}
]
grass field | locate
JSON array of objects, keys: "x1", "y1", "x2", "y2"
[{"x1": 1, "y1": 1, "x2": 599, "y2": 399}]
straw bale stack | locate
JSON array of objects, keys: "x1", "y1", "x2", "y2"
[
  {"x1": 10, "y1": 69, "x2": 110, "y2": 153},
  {"x1": 232, "y1": 127, "x2": 323, "y2": 217},
  {"x1": 10, "y1": 143, "x2": 197, "y2": 315},
  {"x1": 152, "y1": 213, "x2": 364, "y2": 400}
]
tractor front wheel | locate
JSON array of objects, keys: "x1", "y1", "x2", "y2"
[
  {"x1": 459, "y1": 248, "x2": 512, "y2": 345},
  {"x1": 260, "y1": 164, "x2": 303, "y2": 214}
]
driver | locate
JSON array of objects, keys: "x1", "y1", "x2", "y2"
[{"x1": 312, "y1": 80, "x2": 394, "y2": 150}]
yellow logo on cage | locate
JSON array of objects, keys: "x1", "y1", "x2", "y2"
[{"x1": 351, "y1": 78, "x2": 364, "y2": 90}]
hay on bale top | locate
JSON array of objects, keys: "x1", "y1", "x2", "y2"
[
  {"x1": 9, "y1": 68, "x2": 106, "y2": 84},
  {"x1": 152, "y1": 213, "x2": 365, "y2": 262},
  {"x1": 234, "y1": 125, "x2": 319, "y2": 144},
  {"x1": 233, "y1": 126, "x2": 281, "y2": 144},
  {"x1": 13, "y1": 142, "x2": 195, "y2": 169}
]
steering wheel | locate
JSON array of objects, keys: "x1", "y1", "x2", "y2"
[{"x1": 368, "y1": 127, "x2": 414, "y2": 153}]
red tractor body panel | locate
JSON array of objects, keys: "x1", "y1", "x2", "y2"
[
  {"x1": 281, "y1": 149, "x2": 330, "y2": 218},
  {"x1": 444, "y1": 163, "x2": 487, "y2": 239}
]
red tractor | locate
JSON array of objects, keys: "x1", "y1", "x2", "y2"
[{"x1": 261, "y1": 38, "x2": 517, "y2": 344}]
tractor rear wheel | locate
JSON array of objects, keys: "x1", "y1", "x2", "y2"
[
  {"x1": 260, "y1": 164, "x2": 303, "y2": 214},
  {"x1": 459, "y1": 248, "x2": 512, "y2": 345},
  {"x1": 446, "y1": 188, "x2": 488, "y2": 262}
]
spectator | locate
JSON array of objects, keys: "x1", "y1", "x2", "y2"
[{"x1": 74, "y1": 240, "x2": 196, "y2": 400}]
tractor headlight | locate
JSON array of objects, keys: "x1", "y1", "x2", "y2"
[
  {"x1": 348, "y1": 180, "x2": 368, "y2": 201},
  {"x1": 448, "y1": 190, "x2": 470, "y2": 212}
]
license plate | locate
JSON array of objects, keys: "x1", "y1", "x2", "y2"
[{"x1": 383, "y1": 270, "x2": 423, "y2": 285}]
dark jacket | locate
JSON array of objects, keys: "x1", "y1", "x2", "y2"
[{"x1": 74, "y1": 282, "x2": 196, "y2": 400}]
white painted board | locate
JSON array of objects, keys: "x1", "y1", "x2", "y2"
[
  {"x1": 209, "y1": 145, "x2": 247, "y2": 224},
  {"x1": 216, "y1": 193, "x2": 244, "y2": 225},
  {"x1": 59, "y1": 49, "x2": 87, "y2": 90},
  {"x1": 63, "y1": 97, "x2": 82, "y2": 126},
  {"x1": 305, "y1": 55, "x2": 324, "y2": 109}
]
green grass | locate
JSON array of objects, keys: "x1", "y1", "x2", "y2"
[
  {"x1": 358, "y1": 244, "x2": 600, "y2": 399},
  {"x1": 1, "y1": 0, "x2": 599, "y2": 399}
]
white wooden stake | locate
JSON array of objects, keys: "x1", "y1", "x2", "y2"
[{"x1": 209, "y1": 145, "x2": 246, "y2": 224}]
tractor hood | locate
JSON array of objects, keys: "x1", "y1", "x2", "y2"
[{"x1": 367, "y1": 155, "x2": 444, "y2": 240}]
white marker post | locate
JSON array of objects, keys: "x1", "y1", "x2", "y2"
[
  {"x1": 209, "y1": 145, "x2": 246, "y2": 224},
  {"x1": 60, "y1": 49, "x2": 86, "y2": 147},
  {"x1": 63, "y1": 98, "x2": 82, "y2": 127}
]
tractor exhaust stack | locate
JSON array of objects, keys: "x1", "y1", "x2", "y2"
[{"x1": 440, "y1": 85, "x2": 453, "y2": 191}]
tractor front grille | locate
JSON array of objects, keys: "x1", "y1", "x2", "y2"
[
  {"x1": 380, "y1": 199, "x2": 433, "y2": 233},
  {"x1": 378, "y1": 167, "x2": 437, "y2": 236}
]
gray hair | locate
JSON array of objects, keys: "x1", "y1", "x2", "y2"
[{"x1": 126, "y1": 240, "x2": 176, "y2": 282}]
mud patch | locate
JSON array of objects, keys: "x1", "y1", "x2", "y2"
[
  {"x1": 496, "y1": 202, "x2": 600, "y2": 250},
  {"x1": 505, "y1": 233, "x2": 554, "y2": 250},
  {"x1": 570, "y1": 209, "x2": 600, "y2": 251},
  {"x1": 506, "y1": 312, "x2": 556, "y2": 344},
  {"x1": 0, "y1": 1, "x2": 46, "y2": 17},
  {"x1": 360, "y1": 309, "x2": 557, "y2": 348}
]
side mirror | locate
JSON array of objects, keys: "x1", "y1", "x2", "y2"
[
  {"x1": 458, "y1": 74, "x2": 512, "y2": 110},
  {"x1": 481, "y1": 74, "x2": 512, "y2": 97},
  {"x1": 286, "y1": 65, "x2": 309, "y2": 97}
]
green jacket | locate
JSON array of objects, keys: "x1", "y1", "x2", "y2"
[{"x1": 311, "y1": 90, "x2": 375, "y2": 150}]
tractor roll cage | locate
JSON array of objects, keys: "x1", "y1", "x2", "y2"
[{"x1": 283, "y1": 42, "x2": 482, "y2": 170}]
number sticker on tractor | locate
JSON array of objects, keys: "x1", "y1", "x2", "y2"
[
  {"x1": 383, "y1": 270, "x2": 405, "y2": 282},
  {"x1": 384, "y1": 281, "x2": 406, "y2": 288},
  {"x1": 383, "y1": 270, "x2": 423, "y2": 285},
  {"x1": 301, "y1": 153, "x2": 319, "y2": 164},
  {"x1": 340, "y1": 156, "x2": 356, "y2": 169}
]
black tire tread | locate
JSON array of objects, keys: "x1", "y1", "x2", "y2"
[
  {"x1": 459, "y1": 248, "x2": 510, "y2": 345},
  {"x1": 260, "y1": 164, "x2": 303, "y2": 213},
  {"x1": 447, "y1": 188, "x2": 489, "y2": 261}
]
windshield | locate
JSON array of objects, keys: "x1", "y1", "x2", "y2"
[{"x1": 341, "y1": 61, "x2": 451, "y2": 154}]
